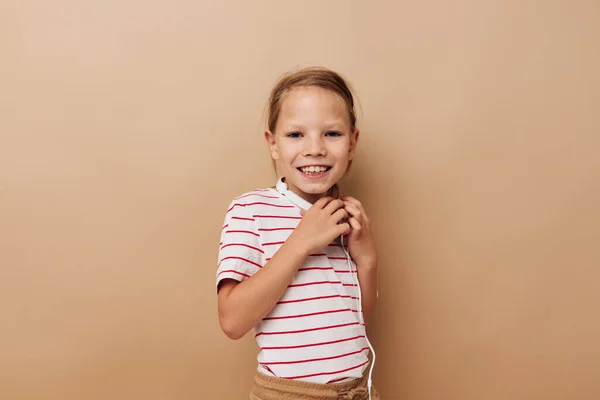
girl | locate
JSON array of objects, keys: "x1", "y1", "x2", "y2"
[{"x1": 216, "y1": 67, "x2": 380, "y2": 400}]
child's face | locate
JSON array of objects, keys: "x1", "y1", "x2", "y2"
[{"x1": 266, "y1": 86, "x2": 358, "y2": 203}]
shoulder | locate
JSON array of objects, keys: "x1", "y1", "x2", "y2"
[
  {"x1": 231, "y1": 187, "x2": 278, "y2": 203},
  {"x1": 222, "y1": 187, "x2": 284, "y2": 215},
  {"x1": 226, "y1": 187, "x2": 278, "y2": 206}
]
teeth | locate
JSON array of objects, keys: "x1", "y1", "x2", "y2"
[{"x1": 301, "y1": 166, "x2": 327, "y2": 173}]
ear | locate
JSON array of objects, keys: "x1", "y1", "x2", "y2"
[
  {"x1": 349, "y1": 129, "x2": 359, "y2": 160},
  {"x1": 264, "y1": 130, "x2": 279, "y2": 160}
]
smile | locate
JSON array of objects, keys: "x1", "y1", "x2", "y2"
[{"x1": 297, "y1": 165, "x2": 332, "y2": 179}]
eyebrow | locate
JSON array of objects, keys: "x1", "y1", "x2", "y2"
[{"x1": 282, "y1": 122, "x2": 348, "y2": 131}]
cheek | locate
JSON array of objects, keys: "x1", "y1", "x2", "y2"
[
  {"x1": 331, "y1": 146, "x2": 351, "y2": 162},
  {"x1": 279, "y1": 145, "x2": 301, "y2": 162}
]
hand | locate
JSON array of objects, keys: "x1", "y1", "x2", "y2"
[
  {"x1": 340, "y1": 196, "x2": 378, "y2": 268},
  {"x1": 290, "y1": 197, "x2": 351, "y2": 256}
]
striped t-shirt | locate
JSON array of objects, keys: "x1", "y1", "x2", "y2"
[{"x1": 216, "y1": 187, "x2": 370, "y2": 384}]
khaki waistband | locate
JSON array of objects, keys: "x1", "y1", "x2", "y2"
[{"x1": 250, "y1": 371, "x2": 370, "y2": 400}]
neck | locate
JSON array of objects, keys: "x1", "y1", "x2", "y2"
[
  {"x1": 285, "y1": 183, "x2": 339, "y2": 204},
  {"x1": 276, "y1": 178, "x2": 339, "y2": 210}
]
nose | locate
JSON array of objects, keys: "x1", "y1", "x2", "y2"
[{"x1": 303, "y1": 134, "x2": 326, "y2": 157}]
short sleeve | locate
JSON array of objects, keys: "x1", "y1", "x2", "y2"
[{"x1": 216, "y1": 199, "x2": 265, "y2": 291}]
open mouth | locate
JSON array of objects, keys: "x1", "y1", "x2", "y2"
[{"x1": 297, "y1": 165, "x2": 332, "y2": 179}]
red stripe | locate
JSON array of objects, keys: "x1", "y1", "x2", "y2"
[
  {"x1": 231, "y1": 216, "x2": 255, "y2": 222},
  {"x1": 277, "y1": 294, "x2": 358, "y2": 304},
  {"x1": 288, "y1": 280, "x2": 342, "y2": 288},
  {"x1": 264, "y1": 366, "x2": 275, "y2": 375},
  {"x1": 263, "y1": 241, "x2": 285, "y2": 246},
  {"x1": 220, "y1": 243, "x2": 264, "y2": 254},
  {"x1": 221, "y1": 224, "x2": 229, "y2": 230},
  {"x1": 216, "y1": 270, "x2": 250, "y2": 279},
  {"x1": 297, "y1": 266, "x2": 357, "y2": 273},
  {"x1": 228, "y1": 202, "x2": 294, "y2": 212},
  {"x1": 265, "y1": 253, "x2": 333, "y2": 262},
  {"x1": 342, "y1": 283, "x2": 358, "y2": 287},
  {"x1": 283, "y1": 360, "x2": 370, "y2": 380},
  {"x1": 263, "y1": 308, "x2": 351, "y2": 321},
  {"x1": 328, "y1": 376, "x2": 349, "y2": 383},
  {"x1": 258, "y1": 227, "x2": 295, "y2": 232},
  {"x1": 328, "y1": 257, "x2": 347, "y2": 260},
  {"x1": 255, "y1": 322, "x2": 360, "y2": 337},
  {"x1": 261, "y1": 347, "x2": 369, "y2": 365},
  {"x1": 235, "y1": 193, "x2": 279, "y2": 200},
  {"x1": 298, "y1": 267, "x2": 332, "y2": 272},
  {"x1": 218, "y1": 256, "x2": 262, "y2": 269},
  {"x1": 225, "y1": 229, "x2": 259, "y2": 237},
  {"x1": 253, "y1": 215, "x2": 302, "y2": 220},
  {"x1": 261, "y1": 335, "x2": 365, "y2": 350}
]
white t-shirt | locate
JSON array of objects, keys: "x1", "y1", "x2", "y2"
[{"x1": 216, "y1": 187, "x2": 370, "y2": 384}]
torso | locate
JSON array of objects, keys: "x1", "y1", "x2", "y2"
[{"x1": 247, "y1": 188, "x2": 370, "y2": 383}]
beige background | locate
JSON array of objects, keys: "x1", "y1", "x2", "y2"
[{"x1": 2, "y1": 1, "x2": 599, "y2": 399}]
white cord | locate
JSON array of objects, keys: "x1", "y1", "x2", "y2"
[{"x1": 341, "y1": 235, "x2": 375, "y2": 400}]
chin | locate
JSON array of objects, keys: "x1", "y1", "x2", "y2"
[
  {"x1": 296, "y1": 182, "x2": 333, "y2": 195},
  {"x1": 301, "y1": 187, "x2": 327, "y2": 195}
]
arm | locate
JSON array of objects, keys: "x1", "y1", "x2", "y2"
[
  {"x1": 356, "y1": 261, "x2": 378, "y2": 326},
  {"x1": 216, "y1": 196, "x2": 349, "y2": 340},
  {"x1": 217, "y1": 236, "x2": 309, "y2": 340},
  {"x1": 339, "y1": 195, "x2": 378, "y2": 326}
]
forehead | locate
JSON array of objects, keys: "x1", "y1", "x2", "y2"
[{"x1": 277, "y1": 86, "x2": 350, "y2": 130}]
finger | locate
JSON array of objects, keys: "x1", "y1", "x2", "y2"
[
  {"x1": 341, "y1": 195, "x2": 359, "y2": 204},
  {"x1": 342, "y1": 196, "x2": 369, "y2": 223},
  {"x1": 314, "y1": 196, "x2": 335, "y2": 209},
  {"x1": 324, "y1": 198, "x2": 345, "y2": 215},
  {"x1": 343, "y1": 202, "x2": 362, "y2": 223},
  {"x1": 341, "y1": 196, "x2": 363, "y2": 211},
  {"x1": 336, "y1": 222, "x2": 351, "y2": 236},
  {"x1": 331, "y1": 207, "x2": 349, "y2": 223},
  {"x1": 348, "y1": 216, "x2": 362, "y2": 232}
]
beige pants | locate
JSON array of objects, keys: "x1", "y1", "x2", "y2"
[{"x1": 249, "y1": 371, "x2": 381, "y2": 400}]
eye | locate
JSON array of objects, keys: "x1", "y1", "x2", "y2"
[
  {"x1": 326, "y1": 131, "x2": 342, "y2": 137},
  {"x1": 287, "y1": 132, "x2": 302, "y2": 138}
]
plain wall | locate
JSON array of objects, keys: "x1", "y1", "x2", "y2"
[{"x1": 1, "y1": 1, "x2": 599, "y2": 399}]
